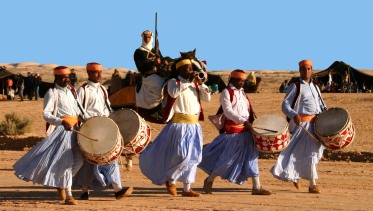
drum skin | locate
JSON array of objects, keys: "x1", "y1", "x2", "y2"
[
  {"x1": 78, "y1": 116, "x2": 123, "y2": 165},
  {"x1": 314, "y1": 107, "x2": 355, "y2": 150},
  {"x1": 109, "y1": 109, "x2": 151, "y2": 157},
  {"x1": 252, "y1": 115, "x2": 290, "y2": 153}
]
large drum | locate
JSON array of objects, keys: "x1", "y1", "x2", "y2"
[
  {"x1": 252, "y1": 115, "x2": 290, "y2": 153},
  {"x1": 314, "y1": 107, "x2": 355, "y2": 150},
  {"x1": 109, "y1": 109, "x2": 151, "y2": 157},
  {"x1": 78, "y1": 116, "x2": 123, "y2": 165}
]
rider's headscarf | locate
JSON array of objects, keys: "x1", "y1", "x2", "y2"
[{"x1": 141, "y1": 30, "x2": 154, "y2": 51}]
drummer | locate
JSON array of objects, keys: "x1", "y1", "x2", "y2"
[
  {"x1": 13, "y1": 66, "x2": 84, "y2": 205},
  {"x1": 271, "y1": 59, "x2": 327, "y2": 194},
  {"x1": 199, "y1": 69, "x2": 271, "y2": 195},
  {"x1": 139, "y1": 58, "x2": 211, "y2": 197},
  {"x1": 73, "y1": 62, "x2": 133, "y2": 200}
]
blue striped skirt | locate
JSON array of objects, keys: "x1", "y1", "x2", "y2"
[
  {"x1": 13, "y1": 126, "x2": 83, "y2": 188},
  {"x1": 139, "y1": 122, "x2": 203, "y2": 185},
  {"x1": 199, "y1": 131, "x2": 259, "y2": 185}
]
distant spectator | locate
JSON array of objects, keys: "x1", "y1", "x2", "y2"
[
  {"x1": 24, "y1": 72, "x2": 33, "y2": 100},
  {"x1": 326, "y1": 70, "x2": 333, "y2": 92},
  {"x1": 279, "y1": 80, "x2": 288, "y2": 93},
  {"x1": 69, "y1": 69, "x2": 78, "y2": 87},
  {"x1": 362, "y1": 82, "x2": 367, "y2": 93},
  {"x1": 16, "y1": 74, "x2": 24, "y2": 102},
  {"x1": 33, "y1": 73, "x2": 42, "y2": 100},
  {"x1": 6, "y1": 78, "x2": 14, "y2": 100}
]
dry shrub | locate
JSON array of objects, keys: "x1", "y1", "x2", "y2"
[{"x1": 0, "y1": 112, "x2": 32, "y2": 135}]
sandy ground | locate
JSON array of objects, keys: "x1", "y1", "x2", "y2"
[{"x1": 1, "y1": 71, "x2": 373, "y2": 210}]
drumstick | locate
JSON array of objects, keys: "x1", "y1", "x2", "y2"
[
  {"x1": 299, "y1": 125, "x2": 319, "y2": 143},
  {"x1": 253, "y1": 126, "x2": 278, "y2": 133},
  {"x1": 72, "y1": 129, "x2": 98, "y2": 142}
]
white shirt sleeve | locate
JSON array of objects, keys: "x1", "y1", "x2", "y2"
[
  {"x1": 43, "y1": 89, "x2": 63, "y2": 126},
  {"x1": 220, "y1": 88, "x2": 247, "y2": 124}
]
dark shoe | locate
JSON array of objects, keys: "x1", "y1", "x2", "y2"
[
  {"x1": 203, "y1": 177, "x2": 213, "y2": 194},
  {"x1": 65, "y1": 196, "x2": 78, "y2": 205},
  {"x1": 293, "y1": 181, "x2": 301, "y2": 189},
  {"x1": 80, "y1": 192, "x2": 89, "y2": 200},
  {"x1": 115, "y1": 187, "x2": 133, "y2": 200},
  {"x1": 165, "y1": 183, "x2": 177, "y2": 196},
  {"x1": 252, "y1": 187, "x2": 272, "y2": 195},
  {"x1": 308, "y1": 185, "x2": 320, "y2": 194},
  {"x1": 182, "y1": 189, "x2": 201, "y2": 197}
]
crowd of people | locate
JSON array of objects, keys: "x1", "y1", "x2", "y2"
[
  {"x1": 4, "y1": 72, "x2": 42, "y2": 101},
  {"x1": 279, "y1": 69, "x2": 371, "y2": 94},
  {"x1": 4, "y1": 69, "x2": 79, "y2": 101},
  {"x1": 11, "y1": 29, "x2": 330, "y2": 206}
]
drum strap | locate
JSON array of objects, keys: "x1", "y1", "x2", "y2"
[
  {"x1": 82, "y1": 83, "x2": 112, "y2": 113},
  {"x1": 288, "y1": 81, "x2": 327, "y2": 122}
]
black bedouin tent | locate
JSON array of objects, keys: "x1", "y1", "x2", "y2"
[
  {"x1": 287, "y1": 61, "x2": 373, "y2": 93},
  {"x1": 313, "y1": 61, "x2": 373, "y2": 92}
]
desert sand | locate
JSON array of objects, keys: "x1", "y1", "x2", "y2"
[{"x1": 1, "y1": 69, "x2": 373, "y2": 210}]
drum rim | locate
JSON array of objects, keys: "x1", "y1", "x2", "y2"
[
  {"x1": 252, "y1": 114, "x2": 289, "y2": 135},
  {"x1": 314, "y1": 107, "x2": 351, "y2": 137},
  {"x1": 319, "y1": 122, "x2": 355, "y2": 150},
  {"x1": 109, "y1": 108, "x2": 143, "y2": 144}
]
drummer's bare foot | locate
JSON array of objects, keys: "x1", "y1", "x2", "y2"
[{"x1": 115, "y1": 187, "x2": 133, "y2": 200}]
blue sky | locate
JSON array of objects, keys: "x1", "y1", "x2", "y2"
[{"x1": 1, "y1": 0, "x2": 372, "y2": 71}]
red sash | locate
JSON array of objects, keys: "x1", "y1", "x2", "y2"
[{"x1": 224, "y1": 120, "x2": 249, "y2": 134}]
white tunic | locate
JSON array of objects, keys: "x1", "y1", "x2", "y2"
[{"x1": 166, "y1": 76, "x2": 211, "y2": 122}]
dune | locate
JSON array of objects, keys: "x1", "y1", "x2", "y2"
[{"x1": 16, "y1": 62, "x2": 40, "y2": 67}]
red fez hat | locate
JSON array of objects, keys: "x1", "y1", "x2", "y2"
[
  {"x1": 54, "y1": 66, "x2": 71, "y2": 75},
  {"x1": 299, "y1": 60, "x2": 313, "y2": 68},
  {"x1": 230, "y1": 69, "x2": 247, "y2": 79},
  {"x1": 86, "y1": 62, "x2": 103, "y2": 71}
]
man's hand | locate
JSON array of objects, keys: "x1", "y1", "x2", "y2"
[
  {"x1": 62, "y1": 120, "x2": 73, "y2": 131},
  {"x1": 192, "y1": 71, "x2": 207, "y2": 85},
  {"x1": 293, "y1": 114, "x2": 301, "y2": 125},
  {"x1": 244, "y1": 120, "x2": 252, "y2": 130},
  {"x1": 154, "y1": 57, "x2": 162, "y2": 65}
]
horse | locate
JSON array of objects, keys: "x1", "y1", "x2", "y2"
[{"x1": 108, "y1": 49, "x2": 207, "y2": 123}]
